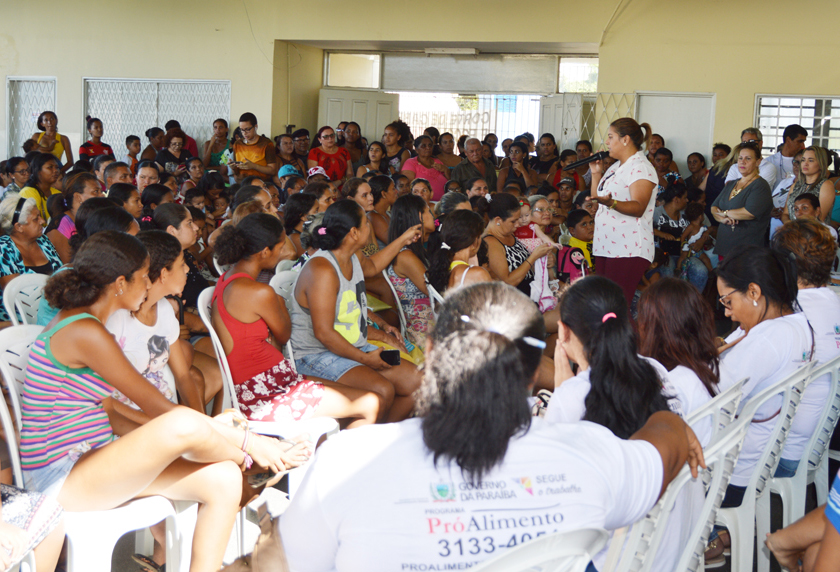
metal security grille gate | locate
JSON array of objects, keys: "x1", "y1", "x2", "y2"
[
  {"x1": 83, "y1": 79, "x2": 231, "y2": 158},
  {"x1": 6, "y1": 77, "x2": 56, "y2": 158}
]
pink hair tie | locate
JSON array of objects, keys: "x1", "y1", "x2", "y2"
[
  {"x1": 318, "y1": 228, "x2": 327, "y2": 235},
  {"x1": 601, "y1": 312, "x2": 617, "y2": 323}
]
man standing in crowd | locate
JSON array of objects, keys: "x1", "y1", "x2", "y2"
[
  {"x1": 291, "y1": 129, "x2": 311, "y2": 165},
  {"x1": 103, "y1": 161, "x2": 132, "y2": 192},
  {"x1": 764, "y1": 124, "x2": 808, "y2": 184},
  {"x1": 231, "y1": 112, "x2": 277, "y2": 183},
  {"x1": 452, "y1": 138, "x2": 498, "y2": 191},
  {"x1": 724, "y1": 127, "x2": 778, "y2": 188}
]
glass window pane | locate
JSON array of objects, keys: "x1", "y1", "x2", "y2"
[
  {"x1": 558, "y1": 58, "x2": 598, "y2": 93},
  {"x1": 327, "y1": 53, "x2": 380, "y2": 89}
]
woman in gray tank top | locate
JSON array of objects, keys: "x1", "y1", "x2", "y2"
[{"x1": 290, "y1": 199, "x2": 424, "y2": 422}]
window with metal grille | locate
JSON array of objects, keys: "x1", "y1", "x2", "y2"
[
  {"x1": 6, "y1": 77, "x2": 56, "y2": 158},
  {"x1": 83, "y1": 79, "x2": 231, "y2": 160},
  {"x1": 755, "y1": 94, "x2": 840, "y2": 156}
]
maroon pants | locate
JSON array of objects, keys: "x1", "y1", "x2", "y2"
[{"x1": 594, "y1": 255, "x2": 651, "y2": 309}]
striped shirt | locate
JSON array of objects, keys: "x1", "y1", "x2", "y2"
[{"x1": 20, "y1": 314, "x2": 115, "y2": 470}]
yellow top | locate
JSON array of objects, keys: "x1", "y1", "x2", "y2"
[
  {"x1": 36, "y1": 132, "x2": 65, "y2": 161},
  {"x1": 19, "y1": 186, "x2": 61, "y2": 225},
  {"x1": 449, "y1": 260, "x2": 469, "y2": 270}
]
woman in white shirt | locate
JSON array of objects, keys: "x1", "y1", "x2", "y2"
[
  {"x1": 584, "y1": 118, "x2": 658, "y2": 306},
  {"x1": 638, "y1": 277, "x2": 721, "y2": 446},
  {"x1": 280, "y1": 282, "x2": 705, "y2": 572},
  {"x1": 771, "y1": 219, "x2": 840, "y2": 476},
  {"x1": 716, "y1": 245, "x2": 813, "y2": 505},
  {"x1": 546, "y1": 275, "x2": 675, "y2": 437}
]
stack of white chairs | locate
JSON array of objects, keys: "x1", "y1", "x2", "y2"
[
  {"x1": 3, "y1": 273, "x2": 48, "y2": 327},
  {"x1": 470, "y1": 528, "x2": 609, "y2": 572},
  {"x1": 0, "y1": 325, "x2": 189, "y2": 572},
  {"x1": 756, "y1": 353, "x2": 840, "y2": 570},
  {"x1": 602, "y1": 379, "x2": 747, "y2": 572},
  {"x1": 715, "y1": 361, "x2": 815, "y2": 572}
]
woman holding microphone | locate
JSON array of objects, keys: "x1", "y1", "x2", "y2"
[{"x1": 584, "y1": 118, "x2": 658, "y2": 306}]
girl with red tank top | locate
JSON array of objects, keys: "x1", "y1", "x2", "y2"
[{"x1": 211, "y1": 212, "x2": 378, "y2": 426}]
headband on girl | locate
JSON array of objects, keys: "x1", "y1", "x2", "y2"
[
  {"x1": 11, "y1": 198, "x2": 27, "y2": 226},
  {"x1": 602, "y1": 312, "x2": 617, "y2": 323}
]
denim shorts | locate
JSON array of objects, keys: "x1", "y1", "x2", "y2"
[
  {"x1": 295, "y1": 343, "x2": 378, "y2": 382},
  {"x1": 23, "y1": 455, "x2": 76, "y2": 499}
]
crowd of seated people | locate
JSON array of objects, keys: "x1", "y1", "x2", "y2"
[{"x1": 2, "y1": 108, "x2": 840, "y2": 572}]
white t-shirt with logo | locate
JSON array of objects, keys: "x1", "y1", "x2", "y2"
[
  {"x1": 593, "y1": 151, "x2": 658, "y2": 261},
  {"x1": 720, "y1": 312, "x2": 813, "y2": 486},
  {"x1": 790, "y1": 289, "x2": 840, "y2": 459},
  {"x1": 105, "y1": 302, "x2": 180, "y2": 409},
  {"x1": 280, "y1": 417, "x2": 662, "y2": 572}
]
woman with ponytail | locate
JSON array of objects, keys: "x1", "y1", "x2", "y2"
[
  {"x1": 139, "y1": 183, "x2": 175, "y2": 230},
  {"x1": 290, "y1": 199, "x2": 423, "y2": 421},
  {"x1": 546, "y1": 275, "x2": 676, "y2": 436},
  {"x1": 584, "y1": 118, "x2": 659, "y2": 307},
  {"x1": 211, "y1": 213, "x2": 379, "y2": 426},
  {"x1": 21, "y1": 231, "x2": 308, "y2": 572},
  {"x1": 282, "y1": 282, "x2": 706, "y2": 572},
  {"x1": 426, "y1": 209, "x2": 490, "y2": 293}
]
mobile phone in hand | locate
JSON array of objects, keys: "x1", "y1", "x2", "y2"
[{"x1": 380, "y1": 349, "x2": 401, "y2": 366}]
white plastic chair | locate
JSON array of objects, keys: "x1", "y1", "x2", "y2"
[
  {"x1": 0, "y1": 325, "x2": 184, "y2": 572},
  {"x1": 715, "y1": 361, "x2": 815, "y2": 572},
  {"x1": 602, "y1": 380, "x2": 743, "y2": 572},
  {"x1": 382, "y1": 269, "x2": 407, "y2": 338},
  {"x1": 603, "y1": 406, "x2": 755, "y2": 572},
  {"x1": 684, "y1": 378, "x2": 747, "y2": 446},
  {"x1": 269, "y1": 270, "x2": 299, "y2": 306},
  {"x1": 427, "y1": 281, "x2": 445, "y2": 320},
  {"x1": 3, "y1": 273, "x2": 48, "y2": 327},
  {"x1": 213, "y1": 255, "x2": 229, "y2": 277},
  {"x1": 0, "y1": 372, "x2": 36, "y2": 572},
  {"x1": 470, "y1": 527, "x2": 609, "y2": 572},
  {"x1": 756, "y1": 354, "x2": 840, "y2": 569}
]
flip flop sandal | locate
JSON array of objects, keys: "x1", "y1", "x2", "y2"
[
  {"x1": 132, "y1": 554, "x2": 164, "y2": 572},
  {"x1": 704, "y1": 538, "x2": 726, "y2": 569}
]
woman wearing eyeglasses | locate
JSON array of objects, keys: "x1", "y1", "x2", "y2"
[
  {"x1": 308, "y1": 126, "x2": 354, "y2": 187},
  {"x1": 706, "y1": 245, "x2": 814, "y2": 563},
  {"x1": 3, "y1": 158, "x2": 30, "y2": 197}
]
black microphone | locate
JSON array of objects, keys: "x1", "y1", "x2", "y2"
[{"x1": 563, "y1": 150, "x2": 609, "y2": 171}]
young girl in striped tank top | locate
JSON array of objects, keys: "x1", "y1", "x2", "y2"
[{"x1": 20, "y1": 231, "x2": 311, "y2": 571}]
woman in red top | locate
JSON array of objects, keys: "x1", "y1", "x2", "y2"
[
  {"x1": 78, "y1": 117, "x2": 115, "y2": 162},
  {"x1": 308, "y1": 126, "x2": 354, "y2": 186},
  {"x1": 211, "y1": 212, "x2": 378, "y2": 427}
]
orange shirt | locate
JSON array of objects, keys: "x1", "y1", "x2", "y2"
[{"x1": 233, "y1": 136, "x2": 276, "y2": 181}]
